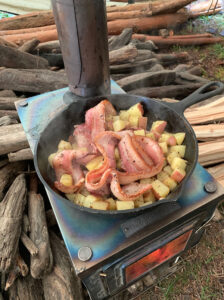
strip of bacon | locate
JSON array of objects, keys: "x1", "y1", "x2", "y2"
[{"x1": 110, "y1": 171, "x2": 152, "y2": 201}]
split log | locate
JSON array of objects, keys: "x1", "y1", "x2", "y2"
[
  {"x1": 0, "y1": 162, "x2": 26, "y2": 200},
  {"x1": 156, "y1": 52, "x2": 190, "y2": 65},
  {"x1": 0, "y1": 123, "x2": 23, "y2": 135},
  {"x1": 8, "y1": 148, "x2": 33, "y2": 162},
  {"x1": 198, "y1": 139, "x2": 224, "y2": 166},
  {"x1": 0, "y1": 97, "x2": 20, "y2": 110},
  {"x1": 22, "y1": 214, "x2": 30, "y2": 234},
  {"x1": 109, "y1": 44, "x2": 138, "y2": 65},
  {"x1": 16, "y1": 254, "x2": 29, "y2": 277},
  {"x1": 0, "y1": 10, "x2": 54, "y2": 30},
  {"x1": 132, "y1": 33, "x2": 223, "y2": 47},
  {"x1": 0, "y1": 90, "x2": 16, "y2": 97},
  {"x1": 40, "y1": 53, "x2": 64, "y2": 67},
  {"x1": 207, "y1": 163, "x2": 224, "y2": 187},
  {"x1": 117, "y1": 70, "x2": 176, "y2": 91},
  {"x1": 21, "y1": 232, "x2": 38, "y2": 256},
  {"x1": 0, "y1": 158, "x2": 8, "y2": 168},
  {"x1": 36, "y1": 40, "x2": 61, "y2": 54},
  {"x1": 0, "y1": 110, "x2": 18, "y2": 120},
  {"x1": 9, "y1": 274, "x2": 44, "y2": 300},
  {"x1": 0, "y1": 37, "x2": 17, "y2": 48},
  {"x1": 128, "y1": 83, "x2": 203, "y2": 99},
  {"x1": 131, "y1": 39, "x2": 158, "y2": 51},
  {"x1": 29, "y1": 174, "x2": 53, "y2": 279},
  {"x1": 107, "y1": 10, "x2": 153, "y2": 22},
  {"x1": 185, "y1": 104, "x2": 224, "y2": 125},
  {"x1": 0, "y1": 69, "x2": 68, "y2": 93},
  {"x1": 175, "y1": 72, "x2": 209, "y2": 85},
  {"x1": 46, "y1": 209, "x2": 57, "y2": 228},
  {"x1": 0, "y1": 24, "x2": 56, "y2": 36},
  {"x1": 193, "y1": 124, "x2": 224, "y2": 141},
  {"x1": 0, "y1": 44, "x2": 48, "y2": 69},
  {"x1": 0, "y1": 174, "x2": 27, "y2": 272},
  {"x1": 0, "y1": 130, "x2": 29, "y2": 156},
  {"x1": 18, "y1": 38, "x2": 40, "y2": 53},
  {"x1": 107, "y1": 13, "x2": 189, "y2": 35},
  {"x1": 135, "y1": 49, "x2": 155, "y2": 62},
  {"x1": 109, "y1": 28, "x2": 133, "y2": 51},
  {"x1": 5, "y1": 263, "x2": 20, "y2": 291},
  {"x1": 43, "y1": 231, "x2": 84, "y2": 300},
  {"x1": 0, "y1": 116, "x2": 18, "y2": 126},
  {"x1": 110, "y1": 58, "x2": 158, "y2": 74}
]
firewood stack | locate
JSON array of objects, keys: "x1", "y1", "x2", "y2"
[{"x1": 0, "y1": 0, "x2": 224, "y2": 298}]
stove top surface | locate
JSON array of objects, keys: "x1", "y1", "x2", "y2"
[{"x1": 16, "y1": 81, "x2": 224, "y2": 276}]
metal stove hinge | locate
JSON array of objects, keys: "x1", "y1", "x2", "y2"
[{"x1": 195, "y1": 211, "x2": 215, "y2": 234}]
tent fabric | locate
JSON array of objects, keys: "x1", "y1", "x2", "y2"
[{"x1": 0, "y1": 0, "x2": 52, "y2": 14}]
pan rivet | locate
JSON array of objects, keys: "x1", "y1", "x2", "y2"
[
  {"x1": 19, "y1": 100, "x2": 28, "y2": 107},
  {"x1": 204, "y1": 181, "x2": 217, "y2": 193},
  {"x1": 78, "y1": 246, "x2": 92, "y2": 262}
]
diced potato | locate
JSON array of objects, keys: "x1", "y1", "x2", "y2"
[
  {"x1": 157, "y1": 171, "x2": 169, "y2": 182},
  {"x1": 139, "y1": 202, "x2": 152, "y2": 207},
  {"x1": 146, "y1": 131, "x2": 155, "y2": 140},
  {"x1": 138, "y1": 116, "x2": 148, "y2": 130},
  {"x1": 159, "y1": 142, "x2": 168, "y2": 154},
  {"x1": 58, "y1": 140, "x2": 72, "y2": 151},
  {"x1": 171, "y1": 168, "x2": 186, "y2": 183},
  {"x1": 134, "y1": 195, "x2": 144, "y2": 208},
  {"x1": 134, "y1": 129, "x2": 145, "y2": 136},
  {"x1": 163, "y1": 159, "x2": 168, "y2": 167},
  {"x1": 115, "y1": 148, "x2": 120, "y2": 160},
  {"x1": 119, "y1": 110, "x2": 129, "y2": 121},
  {"x1": 72, "y1": 142, "x2": 79, "y2": 150},
  {"x1": 152, "y1": 180, "x2": 170, "y2": 199},
  {"x1": 167, "y1": 151, "x2": 180, "y2": 165},
  {"x1": 113, "y1": 119, "x2": 129, "y2": 132},
  {"x1": 60, "y1": 174, "x2": 73, "y2": 187},
  {"x1": 127, "y1": 103, "x2": 143, "y2": 117},
  {"x1": 163, "y1": 165, "x2": 173, "y2": 176},
  {"x1": 116, "y1": 201, "x2": 135, "y2": 210},
  {"x1": 140, "y1": 178, "x2": 155, "y2": 184},
  {"x1": 83, "y1": 195, "x2": 101, "y2": 208},
  {"x1": 174, "y1": 132, "x2": 186, "y2": 145},
  {"x1": 48, "y1": 153, "x2": 57, "y2": 167},
  {"x1": 169, "y1": 145, "x2": 186, "y2": 158},
  {"x1": 163, "y1": 177, "x2": 177, "y2": 191},
  {"x1": 106, "y1": 198, "x2": 116, "y2": 210},
  {"x1": 143, "y1": 190, "x2": 156, "y2": 203},
  {"x1": 86, "y1": 156, "x2": 104, "y2": 171},
  {"x1": 159, "y1": 132, "x2": 171, "y2": 143},
  {"x1": 92, "y1": 201, "x2": 109, "y2": 210},
  {"x1": 171, "y1": 157, "x2": 187, "y2": 170},
  {"x1": 129, "y1": 115, "x2": 139, "y2": 127},
  {"x1": 65, "y1": 193, "x2": 77, "y2": 202},
  {"x1": 167, "y1": 136, "x2": 177, "y2": 146},
  {"x1": 66, "y1": 193, "x2": 85, "y2": 205},
  {"x1": 113, "y1": 116, "x2": 120, "y2": 122},
  {"x1": 151, "y1": 121, "x2": 167, "y2": 134}
]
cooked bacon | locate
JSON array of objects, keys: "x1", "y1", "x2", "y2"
[
  {"x1": 53, "y1": 150, "x2": 84, "y2": 193},
  {"x1": 110, "y1": 172, "x2": 152, "y2": 201}
]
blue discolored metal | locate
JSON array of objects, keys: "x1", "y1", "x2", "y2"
[{"x1": 16, "y1": 80, "x2": 222, "y2": 275}]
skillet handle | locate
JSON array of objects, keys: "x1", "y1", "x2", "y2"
[{"x1": 166, "y1": 81, "x2": 224, "y2": 115}]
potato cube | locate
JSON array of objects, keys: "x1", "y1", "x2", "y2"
[
  {"x1": 83, "y1": 195, "x2": 101, "y2": 208},
  {"x1": 129, "y1": 115, "x2": 139, "y2": 127},
  {"x1": 134, "y1": 196, "x2": 144, "y2": 208},
  {"x1": 139, "y1": 202, "x2": 152, "y2": 207},
  {"x1": 86, "y1": 156, "x2": 104, "y2": 171},
  {"x1": 138, "y1": 116, "x2": 148, "y2": 130},
  {"x1": 171, "y1": 157, "x2": 187, "y2": 170},
  {"x1": 113, "y1": 116, "x2": 120, "y2": 122},
  {"x1": 92, "y1": 201, "x2": 109, "y2": 210},
  {"x1": 152, "y1": 180, "x2": 170, "y2": 199},
  {"x1": 159, "y1": 132, "x2": 171, "y2": 143},
  {"x1": 127, "y1": 103, "x2": 143, "y2": 117},
  {"x1": 116, "y1": 201, "x2": 135, "y2": 210},
  {"x1": 157, "y1": 171, "x2": 169, "y2": 182},
  {"x1": 106, "y1": 198, "x2": 116, "y2": 210},
  {"x1": 167, "y1": 151, "x2": 180, "y2": 165},
  {"x1": 48, "y1": 153, "x2": 57, "y2": 167},
  {"x1": 115, "y1": 148, "x2": 120, "y2": 160},
  {"x1": 60, "y1": 174, "x2": 73, "y2": 187},
  {"x1": 113, "y1": 119, "x2": 129, "y2": 132},
  {"x1": 140, "y1": 178, "x2": 155, "y2": 184},
  {"x1": 119, "y1": 110, "x2": 129, "y2": 121},
  {"x1": 143, "y1": 190, "x2": 156, "y2": 203},
  {"x1": 171, "y1": 168, "x2": 186, "y2": 183},
  {"x1": 174, "y1": 132, "x2": 186, "y2": 145},
  {"x1": 151, "y1": 121, "x2": 167, "y2": 134},
  {"x1": 146, "y1": 131, "x2": 155, "y2": 140},
  {"x1": 58, "y1": 140, "x2": 72, "y2": 151},
  {"x1": 134, "y1": 129, "x2": 145, "y2": 136},
  {"x1": 159, "y1": 142, "x2": 168, "y2": 154},
  {"x1": 169, "y1": 145, "x2": 186, "y2": 158},
  {"x1": 66, "y1": 193, "x2": 85, "y2": 205},
  {"x1": 163, "y1": 177, "x2": 177, "y2": 191},
  {"x1": 65, "y1": 193, "x2": 77, "y2": 202},
  {"x1": 163, "y1": 165, "x2": 173, "y2": 175}
]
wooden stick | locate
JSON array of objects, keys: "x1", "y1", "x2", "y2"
[
  {"x1": 0, "y1": 174, "x2": 27, "y2": 272},
  {"x1": 0, "y1": 24, "x2": 56, "y2": 36},
  {"x1": 0, "y1": 37, "x2": 17, "y2": 48},
  {"x1": 8, "y1": 148, "x2": 33, "y2": 162},
  {"x1": 109, "y1": 44, "x2": 138, "y2": 65},
  {"x1": 36, "y1": 40, "x2": 60, "y2": 54},
  {"x1": 110, "y1": 58, "x2": 158, "y2": 74},
  {"x1": 0, "y1": 123, "x2": 24, "y2": 135},
  {"x1": 16, "y1": 253, "x2": 29, "y2": 277},
  {"x1": 109, "y1": 28, "x2": 133, "y2": 51},
  {"x1": 0, "y1": 116, "x2": 18, "y2": 126},
  {"x1": 0, "y1": 110, "x2": 18, "y2": 120},
  {"x1": 0, "y1": 130, "x2": 29, "y2": 156},
  {"x1": 22, "y1": 214, "x2": 30, "y2": 233},
  {"x1": 5, "y1": 264, "x2": 20, "y2": 291},
  {"x1": 18, "y1": 38, "x2": 40, "y2": 53},
  {"x1": 0, "y1": 97, "x2": 20, "y2": 110},
  {"x1": 20, "y1": 232, "x2": 38, "y2": 256},
  {"x1": 0, "y1": 90, "x2": 16, "y2": 97}
]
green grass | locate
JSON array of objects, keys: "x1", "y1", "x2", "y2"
[
  {"x1": 214, "y1": 67, "x2": 224, "y2": 80},
  {"x1": 210, "y1": 44, "x2": 224, "y2": 60}
]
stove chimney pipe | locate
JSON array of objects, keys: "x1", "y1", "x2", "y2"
[{"x1": 51, "y1": 0, "x2": 111, "y2": 97}]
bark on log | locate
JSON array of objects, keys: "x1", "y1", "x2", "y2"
[
  {"x1": 36, "y1": 40, "x2": 61, "y2": 54},
  {"x1": 156, "y1": 52, "x2": 190, "y2": 65},
  {"x1": 109, "y1": 44, "x2": 138, "y2": 65},
  {"x1": 128, "y1": 83, "x2": 203, "y2": 99},
  {"x1": 0, "y1": 158, "x2": 8, "y2": 168},
  {"x1": 22, "y1": 214, "x2": 30, "y2": 234},
  {"x1": 0, "y1": 69, "x2": 68, "y2": 93},
  {"x1": 9, "y1": 274, "x2": 44, "y2": 300},
  {"x1": 0, "y1": 116, "x2": 18, "y2": 126},
  {"x1": 21, "y1": 232, "x2": 39, "y2": 256},
  {"x1": 46, "y1": 209, "x2": 57, "y2": 228},
  {"x1": 107, "y1": 10, "x2": 152, "y2": 22},
  {"x1": 0, "y1": 123, "x2": 23, "y2": 135},
  {"x1": 0, "y1": 97, "x2": 20, "y2": 110},
  {"x1": 40, "y1": 53, "x2": 64, "y2": 67},
  {"x1": 0, "y1": 130, "x2": 29, "y2": 156},
  {"x1": 131, "y1": 39, "x2": 158, "y2": 51},
  {"x1": 110, "y1": 58, "x2": 158, "y2": 74},
  {"x1": 29, "y1": 188, "x2": 53, "y2": 279},
  {"x1": 0, "y1": 25, "x2": 56, "y2": 36},
  {"x1": 107, "y1": 13, "x2": 189, "y2": 35},
  {"x1": 0, "y1": 110, "x2": 18, "y2": 120},
  {"x1": 135, "y1": 49, "x2": 155, "y2": 62},
  {"x1": 0, "y1": 37, "x2": 17, "y2": 48},
  {"x1": 0, "y1": 10, "x2": 54, "y2": 30},
  {"x1": 0, "y1": 174, "x2": 27, "y2": 272},
  {"x1": 43, "y1": 231, "x2": 84, "y2": 300},
  {"x1": 0, "y1": 44, "x2": 48, "y2": 69},
  {"x1": 175, "y1": 72, "x2": 209, "y2": 85},
  {"x1": 18, "y1": 38, "x2": 40, "y2": 53},
  {"x1": 8, "y1": 148, "x2": 33, "y2": 162},
  {"x1": 109, "y1": 28, "x2": 133, "y2": 51},
  {"x1": 117, "y1": 70, "x2": 176, "y2": 91},
  {"x1": 0, "y1": 90, "x2": 16, "y2": 97},
  {"x1": 5, "y1": 263, "x2": 20, "y2": 291},
  {"x1": 16, "y1": 254, "x2": 29, "y2": 277}
]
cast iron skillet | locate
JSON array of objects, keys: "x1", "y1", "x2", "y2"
[{"x1": 34, "y1": 81, "x2": 224, "y2": 215}]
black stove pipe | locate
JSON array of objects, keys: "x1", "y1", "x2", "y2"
[{"x1": 51, "y1": 0, "x2": 111, "y2": 97}]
